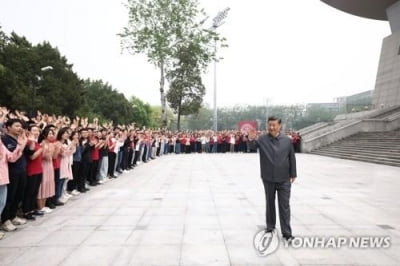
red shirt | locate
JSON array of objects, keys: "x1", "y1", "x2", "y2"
[
  {"x1": 108, "y1": 138, "x2": 115, "y2": 153},
  {"x1": 90, "y1": 137, "x2": 100, "y2": 161},
  {"x1": 91, "y1": 147, "x2": 100, "y2": 161},
  {"x1": 26, "y1": 142, "x2": 43, "y2": 176},
  {"x1": 50, "y1": 140, "x2": 61, "y2": 169},
  {"x1": 53, "y1": 157, "x2": 60, "y2": 170}
]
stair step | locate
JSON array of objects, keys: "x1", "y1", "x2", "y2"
[
  {"x1": 327, "y1": 146, "x2": 400, "y2": 150},
  {"x1": 311, "y1": 150, "x2": 400, "y2": 161},
  {"x1": 318, "y1": 149, "x2": 400, "y2": 158},
  {"x1": 326, "y1": 145, "x2": 400, "y2": 151},
  {"x1": 312, "y1": 155, "x2": 400, "y2": 167},
  {"x1": 311, "y1": 152, "x2": 400, "y2": 167},
  {"x1": 321, "y1": 146, "x2": 400, "y2": 152}
]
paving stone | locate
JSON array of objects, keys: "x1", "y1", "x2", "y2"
[{"x1": 0, "y1": 153, "x2": 398, "y2": 265}]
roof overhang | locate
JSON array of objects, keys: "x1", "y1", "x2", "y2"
[{"x1": 321, "y1": 0, "x2": 398, "y2": 20}]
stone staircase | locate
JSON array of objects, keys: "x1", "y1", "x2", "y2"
[
  {"x1": 310, "y1": 129, "x2": 400, "y2": 167},
  {"x1": 300, "y1": 105, "x2": 400, "y2": 153}
]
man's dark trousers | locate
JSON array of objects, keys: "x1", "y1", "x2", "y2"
[{"x1": 263, "y1": 179, "x2": 292, "y2": 238}]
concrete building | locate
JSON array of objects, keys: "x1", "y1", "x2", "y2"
[
  {"x1": 322, "y1": 0, "x2": 400, "y2": 108},
  {"x1": 335, "y1": 90, "x2": 374, "y2": 112},
  {"x1": 306, "y1": 102, "x2": 340, "y2": 113}
]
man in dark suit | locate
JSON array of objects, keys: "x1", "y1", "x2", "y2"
[{"x1": 248, "y1": 116, "x2": 297, "y2": 243}]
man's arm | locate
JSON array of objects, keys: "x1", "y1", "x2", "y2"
[
  {"x1": 248, "y1": 138, "x2": 259, "y2": 150},
  {"x1": 247, "y1": 129, "x2": 259, "y2": 150},
  {"x1": 289, "y1": 142, "x2": 297, "y2": 183}
]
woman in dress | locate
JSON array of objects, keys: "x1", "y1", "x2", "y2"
[
  {"x1": 57, "y1": 127, "x2": 76, "y2": 203},
  {"x1": 37, "y1": 128, "x2": 56, "y2": 213}
]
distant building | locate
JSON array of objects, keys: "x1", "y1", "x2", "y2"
[
  {"x1": 307, "y1": 90, "x2": 373, "y2": 113},
  {"x1": 345, "y1": 90, "x2": 373, "y2": 112},
  {"x1": 334, "y1": 90, "x2": 373, "y2": 112},
  {"x1": 306, "y1": 102, "x2": 340, "y2": 113}
]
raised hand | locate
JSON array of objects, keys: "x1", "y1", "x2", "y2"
[
  {"x1": 27, "y1": 131, "x2": 36, "y2": 143},
  {"x1": 0, "y1": 107, "x2": 9, "y2": 123},
  {"x1": 17, "y1": 133, "x2": 28, "y2": 147},
  {"x1": 248, "y1": 128, "x2": 257, "y2": 140}
]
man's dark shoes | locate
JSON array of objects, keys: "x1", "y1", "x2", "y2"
[
  {"x1": 283, "y1": 235, "x2": 295, "y2": 245},
  {"x1": 32, "y1": 210, "x2": 45, "y2": 216},
  {"x1": 23, "y1": 213, "x2": 36, "y2": 220},
  {"x1": 54, "y1": 201, "x2": 64, "y2": 206},
  {"x1": 264, "y1": 228, "x2": 275, "y2": 233},
  {"x1": 47, "y1": 203, "x2": 56, "y2": 209}
]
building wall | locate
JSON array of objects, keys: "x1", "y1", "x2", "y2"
[
  {"x1": 372, "y1": 31, "x2": 400, "y2": 108},
  {"x1": 387, "y1": 0, "x2": 400, "y2": 33}
]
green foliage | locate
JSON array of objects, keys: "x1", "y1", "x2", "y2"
[
  {"x1": 0, "y1": 30, "x2": 83, "y2": 117},
  {"x1": 119, "y1": 0, "x2": 225, "y2": 127},
  {"x1": 184, "y1": 106, "x2": 213, "y2": 130},
  {"x1": 0, "y1": 27, "x2": 158, "y2": 126},
  {"x1": 79, "y1": 79, "x2": 135, "y2": 125},
  {"x1": 148, "y1": 105, "x2": 174, "y2": 129},
  {"x1": 300, "y1": 106, "x2": 339, "y2": 125},
  {"x1": 130, "y1": 96, "x2": 153, "y2": 127},
  {"x1": 166, "y1": 41, "x2": 210, "y2": 130}
]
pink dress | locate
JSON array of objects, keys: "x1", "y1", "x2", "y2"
[
  {"x1": 59, "y1": 142, "x2": 76, "y2": 180},
  {"x1": 37, "y1": 142, "x2": 55, "y2": 199}
]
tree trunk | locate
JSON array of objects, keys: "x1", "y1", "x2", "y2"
[
  {"x1": 177, "y1": 96, "x2": 182, "y2": 131},
  {"x1": 159, "y1": 62, "x2": 167, "y2": 128}
]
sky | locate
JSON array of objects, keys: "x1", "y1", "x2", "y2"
[{"x1": 0, "y1": 0, "x2": 391, "y2": 107}]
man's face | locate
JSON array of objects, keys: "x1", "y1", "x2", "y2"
[
  {"x1": 267, "y1": 120, "x2": 281, "y2": 137},
  {"x1": 81, "y1": 130, "x2": 88, "y2": 138},
  {"x1": 8, "y1": 122, "x2": 23, "y2": 136}
]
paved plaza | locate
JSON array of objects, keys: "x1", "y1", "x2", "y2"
[{"x1": 0, "y1": 153, "x2": 399, "y2": 265}]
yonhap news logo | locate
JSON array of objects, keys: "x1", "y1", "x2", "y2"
[
  {"x1": 253, "y1": 229, "x2": 280, "y2": 256},
  {"x1": 286, "y1": 235, "x2": 391, "y2": 249},
  {"x1": 253, "y1": 229, "x2": 391, "y2": 257}
]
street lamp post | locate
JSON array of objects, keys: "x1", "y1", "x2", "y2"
[
  {"x1": 31, "y1": 65, "x2": 53, "y2": 117},
  {"x1": 211, "y1": 7, "x2": 230, "y2": 132}
]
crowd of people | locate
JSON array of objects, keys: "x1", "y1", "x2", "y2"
[{"x1": 0, "y1": 106, "x2": 301, "y2": 239}]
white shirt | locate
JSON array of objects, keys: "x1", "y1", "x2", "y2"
[{"x1": 114, "y1": 138, "x2": 123, "y2": 153}]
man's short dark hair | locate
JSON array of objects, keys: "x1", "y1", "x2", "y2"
[
  {"x1": 5, "y1": 119, "x2": 22, "y2": 128},
  {"x1": 267, "y1": 116, "x2": 282, "y2": 124}
]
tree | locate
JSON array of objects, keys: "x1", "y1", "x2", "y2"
[
  {"x1": 166, "y1": 41, "x2": 209, "y2": 130},
  {"x1": 0, "y1": 28, "x2": 156, "y2": 126},
  {"x1": 0, "y1": 31, "x2": 84, "y2": 117},
  {"x1": 119, "y1": 0, "x2": 223, "y2": 128},
  {"x1": 79, "y1": 79, "x2": 135, "y2": 125},
  {"x1": 130, "y1": 96, "x2": 153, "y2": 128},
  {"x1": 167, "y1": 76, "x2": 204, "y2": 130},
  {"x1": 185, "y1": 106, "x2": 213, "y2": 130},
  {"x1": 148, "y1": 105, "x2": 174, "y2": 129}
]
